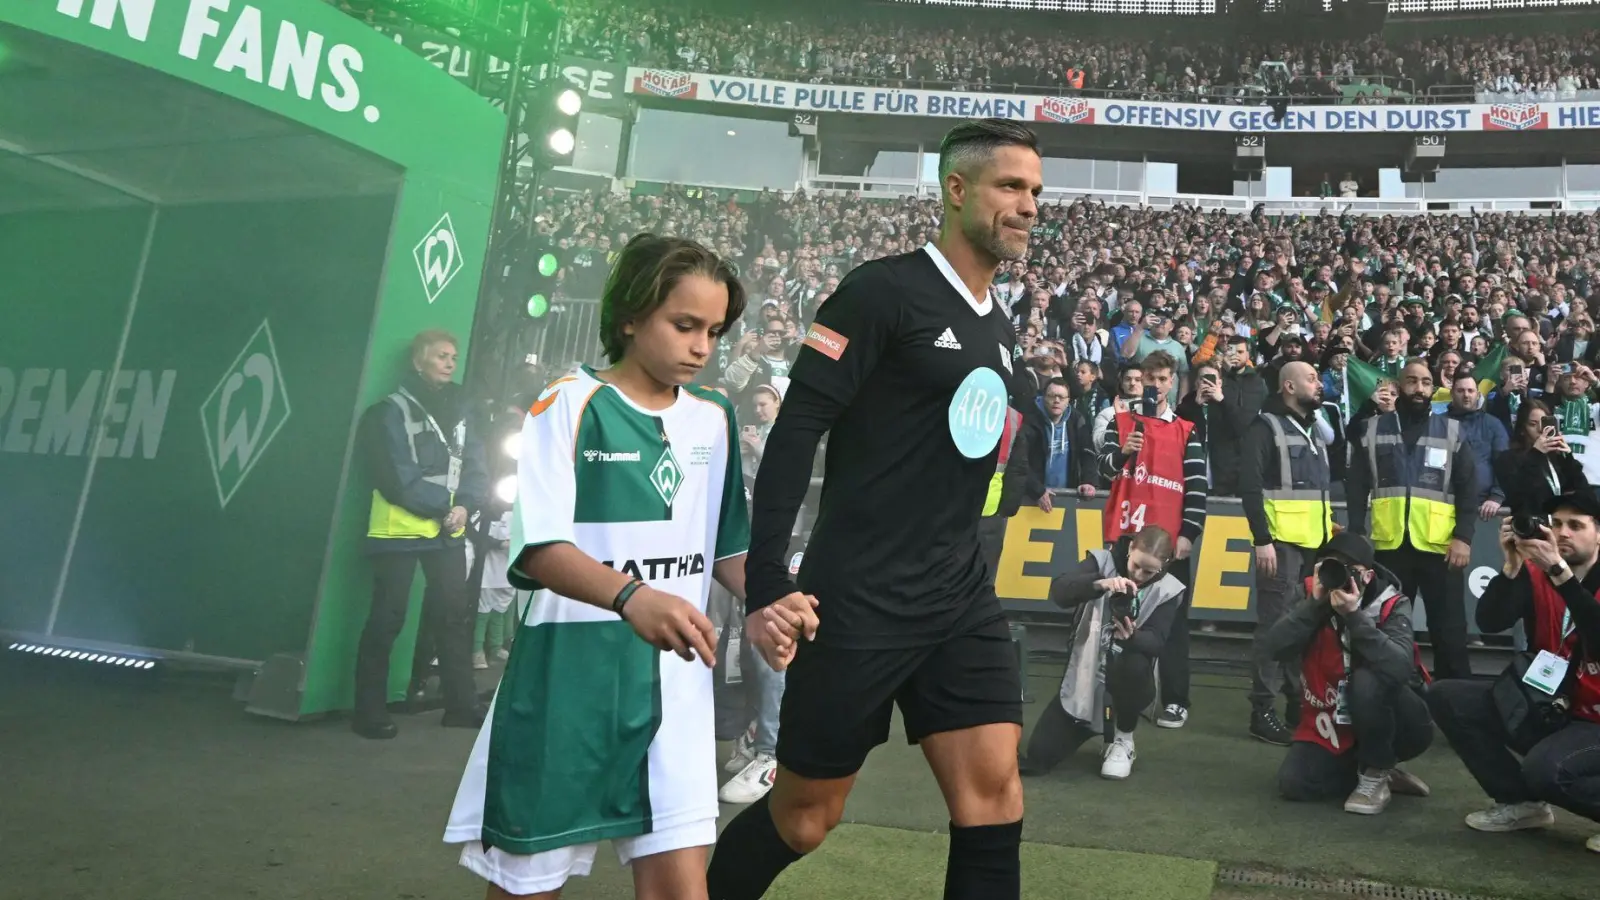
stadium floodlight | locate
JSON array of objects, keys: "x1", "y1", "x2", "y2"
[
  {"x1": 533, "y1": 81, "x2": 581, "y2": 166},
  {"x1": 509, "y1": 238, "x2": 559, "y2": 320},
  {"x1": 547, "y1": 128, "x2": 576, "y2": 157}
]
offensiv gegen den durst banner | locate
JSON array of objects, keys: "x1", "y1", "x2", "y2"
[{"x1": 627, "y1": 67, "x2": 1600, "y2": 134}]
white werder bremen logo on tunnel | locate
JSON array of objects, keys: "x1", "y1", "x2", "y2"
[
  {"x1": 413, "y1": 213, "x2": 464, "y2": 304},
  {"x1": 200, "y1": 320, "x2": 291, "y2": 509}
]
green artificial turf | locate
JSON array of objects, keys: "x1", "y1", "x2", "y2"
[{"x1": 767, "y1": 823, "x2": 1216, "y2": 900}]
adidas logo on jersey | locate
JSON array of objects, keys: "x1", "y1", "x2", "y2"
[{"x1": 934, "y1": 328, "x2": 962, "y2": 350}]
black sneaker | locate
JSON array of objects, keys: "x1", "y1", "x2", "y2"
[{"x1": 1250, "y1": 709, "x2": 1292, "y2": 746}]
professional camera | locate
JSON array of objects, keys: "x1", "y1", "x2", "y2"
[
  {"x1": 1316, "y1": 557, "x2": 1352, "y2": 592},
  {"x1": 1512, "y1": 514, "x2": 1550, "y2": 540}
]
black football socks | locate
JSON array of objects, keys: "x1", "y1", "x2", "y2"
[
  {"x1": 943, "y1": 819, "x2": 1023, "y2": 900},
  {"x1": 706, "y1": 794, "x2": 806, "y2": 899}
]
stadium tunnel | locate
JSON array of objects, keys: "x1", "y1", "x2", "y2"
[{"x1": 0, "y1": 3, "x2": 502, "y2": 721}]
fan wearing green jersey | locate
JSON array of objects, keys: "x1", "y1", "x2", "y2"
[{"x1": 443, "y1": 235, "x2": 760, "y2": 900}]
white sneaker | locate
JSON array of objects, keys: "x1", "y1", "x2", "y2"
[
  {"x1": 494, "y1": 648, "x2": 510, "y2": 662},
  {"x1": 1156, "y1": 704, "x2": 1188, "y2": 729},
  {"x1": 1465, "y1": 801, "x2": 1556, "y2": 833},
  {"x1": 724, "y1": 721, "x2": 757, "y2": 774},
  {"x1": 1587, "y1": 833, "x2": 1600, "y2": 854},
  {"x1": 719, "y1": 753, "x2": 777, "y2": 804},
  {"x1": 1343, "y1": 770, "x2": 1392, "y2": 815},
  {"x1": 471, "y1": 651, "x2": 489, "y2": 670},
  {"x1": 1100, "y1": 737, "x2": 1135, "y2": 780}
]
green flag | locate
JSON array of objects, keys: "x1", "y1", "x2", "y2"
[
  {"x1": 1474, "y1": 342, "x2": 1508, "y2": 397},
  {"x1": 1342, "y1": 356, "x2": 1385, "y2": 416}
]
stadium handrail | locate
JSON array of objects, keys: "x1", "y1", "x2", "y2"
[{"x1": 785, "y1": 175, "x2": 1593, "y2": 214}]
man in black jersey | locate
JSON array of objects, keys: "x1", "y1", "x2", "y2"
[{"x1": 707, "y1": 118, "x2": 1041, "y2": 900}]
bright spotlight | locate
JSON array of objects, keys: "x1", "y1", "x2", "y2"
[
  {"x1": 548, "y1": 128, "x2": 575, "y2": 157},
  {"x1": 556, "y1": 88, "x2": 582, "y2": 116},
  {"x1": 495, "y1": 475, "x2": 518, "y2": 504}
]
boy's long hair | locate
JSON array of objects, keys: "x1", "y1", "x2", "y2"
[{"x1": 599, "y1": 234, "x2": 746, "y2": 364}]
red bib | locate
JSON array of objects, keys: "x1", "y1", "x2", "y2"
[
  {"x1": 1528, "y1": 568, "x2": 1600, "y2": 724},
  {"x1": 1103, "y1": 411, "x2": 1193, "y2": 544},
  {"x1": 1293, "y1": 590, "x2": 1406, "y2": 756}
]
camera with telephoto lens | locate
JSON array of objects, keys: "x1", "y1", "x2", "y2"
[
  {"x1": 1513, "y1": 514, "x2": 1550, "y2": 540},
  {"x1": 1316, "y1": 557, "x2": 1352, "y2": 592}
]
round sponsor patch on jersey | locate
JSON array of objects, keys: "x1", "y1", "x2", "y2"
[
  {"x1": 789, "y1": 551, "x2": 804, "y2": 575},
  {"x1": 947, "y1": 366, "x2": 1008, "y2": 459}
]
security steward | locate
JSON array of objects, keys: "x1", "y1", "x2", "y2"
[
  {"x1": 352, "y1": 329, "x2": 488, "y2": 739},
  {"x1": 1241, "y1": 360, "x2": 1336, "y2": 746},
  {"x1": 1348, "y1": 358, "x2": 1478, "y2": 681}
]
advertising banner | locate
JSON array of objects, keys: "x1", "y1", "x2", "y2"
[
  {"x1": 373, "y1": 23, "x2": 631, "y2": 116},
  {"x1": 991, "y1": 497, "x2": 1507, "y2": 632},
  {"x1": 626, "y1": 67, "x2": 1600, "y2": 134}
]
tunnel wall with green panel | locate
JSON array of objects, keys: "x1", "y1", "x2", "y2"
[{"x1": 0, "y1": 0, "x2": 504, "y2": 717}]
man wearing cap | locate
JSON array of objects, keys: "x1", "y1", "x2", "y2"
[
  {"x1": 1262, "y1": 532, "x2": 1433, "y2": 814},
  {"x1": 1427, "y1": 492, "x2": 1600, "y2": 851},
  {"x1": 1131, "y1": 308, "x2": 1190, "y2": 407},
  {"x1": 1348, "y1": 358, "x2": 1478, "y2": 681}
]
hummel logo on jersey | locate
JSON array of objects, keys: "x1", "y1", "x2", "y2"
[
  {"x1": 934, "y1": 328, "x2": 962, "y2": 350},
  {"x1": 583, "y1": 449, "x2": 642, "y2": 463}
]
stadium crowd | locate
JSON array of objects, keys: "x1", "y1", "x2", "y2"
[
  {"x1": 532, "y1": 183, "x2": 1600, "y2": 480},
  {"x1": 558, "y1": 0, "x2": 1600, "y2": 102},
  {"x1": 509, "y1": 127, "x2": 1600, "y2": 855}
]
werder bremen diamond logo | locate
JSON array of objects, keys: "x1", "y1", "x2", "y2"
[
  {"x1": 650, "y1": 445, "x2": 683, "y2": 506},
  {"x1": 200, "y1": 320, "x2": 291, "y2": 509},
  {"x1": 413, "y1": 213, "x2": 464, "y2": 304}
]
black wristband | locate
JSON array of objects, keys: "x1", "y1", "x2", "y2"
[{"x1": 612, "y1": 579, "x2": 644, "y2": 616}]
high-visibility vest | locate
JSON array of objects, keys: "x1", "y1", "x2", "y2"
[
  {"x1": 368, "y1": 390, "x2": 462, "y2": 540},
  {"x1": 982, "y1": 408, "x2": 1026, "y2": 517},
  {"x1": 1259, "y1": 412, "x2": 1334, "y2": 549},
  {"x1": 1364, "y1": 413, "x2": 1461, "y2": 554}
]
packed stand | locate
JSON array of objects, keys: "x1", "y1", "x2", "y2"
[
  {"x1": 532, "y1": 183, "x2": 1600, "y2": 481},
  {"x1": 555, "y1": 0, "x2": 1600, "y2": 103}
]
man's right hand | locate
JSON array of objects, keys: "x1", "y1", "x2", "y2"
[
  {"x1": 748, "y1": 593, "x2": 820, "y2": 671},
  {"x1": 1255, "y1": 543, "x2": 1278, "y2": 579},
  {"x1": 619, "y1": 586, "x2": 718, "y2": 667},
  {"x1": 1498, "y1": 517, "x2": 1524, "y2": 576},
  {"x1": 1121, "y1": 430, "x2": 1145, "y2": 456},
  {"x1": 1039, "y1": 491, "x2": 1054, "y2": 514}
]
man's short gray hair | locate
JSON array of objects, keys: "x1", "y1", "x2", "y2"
[{"x1": 937, "y1": 118, "x2": 1041, "y2": 185}]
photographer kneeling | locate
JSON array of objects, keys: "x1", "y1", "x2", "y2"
[
  {"x1": 1263, "y1": 533, "x2": 1434, "y2": 815},
  {"x1": 1019, "y1": 526, "x2": 1183, "y2": 780},
  {"x1": 1426, "y1": 493, "x2": 1600, "y2": 851}
]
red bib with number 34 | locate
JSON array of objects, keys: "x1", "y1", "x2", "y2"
[{"x1": 1103, "y1": 411, "x2": 1192, "y2": 545}]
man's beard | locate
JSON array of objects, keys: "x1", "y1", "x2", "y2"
[
  {"x1": 1560, "y1": 545, "x2": 1599, "y2": 571},
  {"x1": 1401, "y1": 392, "x2": 1432, "y2": 414},
  {"x1": 966, "y1": 217, "x2": 1028, "y2": 262}
]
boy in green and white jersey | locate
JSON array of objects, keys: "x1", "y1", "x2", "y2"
[{"x1": 444, "y1": 235, "x2": 770, "y2": 899}]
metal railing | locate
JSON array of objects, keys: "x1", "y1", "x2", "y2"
[
  {"x1": 802, "y1": 174, "x2": 1586, "y2": 214},
  {"x1": 529, "y1": 297, "x2": 607, "y2": 371}
]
